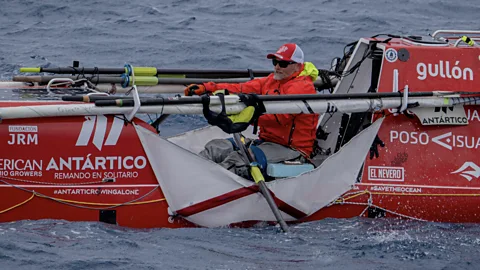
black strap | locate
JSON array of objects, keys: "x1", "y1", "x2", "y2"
[
  {"x1": 201, "y1": 93, "x2": 248, "y2": 134},
  {"x1": 201, "y1": 93, "x2": 266, "y2": 134},
  {"x1": 202, "y1": 93, "x2": 226, "y2": 123},
  {"x1": 238, "y1": 94, "x2": 266, "y2": 134}
]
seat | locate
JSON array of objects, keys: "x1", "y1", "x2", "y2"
[{"x1": 266, "y1": 163, "x2": 315, "y2": 178}]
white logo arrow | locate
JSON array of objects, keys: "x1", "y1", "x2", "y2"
[
  {"x1": 76, "y1": 116, "x2": 124, "y2": 151},
  {"x1": 451, "y1": 162, "x2": 480, "y2": 181},
  {"x1": 432, "y1": 132, "x2": 452, "y2": 150}
]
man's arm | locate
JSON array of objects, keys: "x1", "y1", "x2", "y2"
[{"x1": 203, "y1": 76, "x2": 268, "y2": 94}]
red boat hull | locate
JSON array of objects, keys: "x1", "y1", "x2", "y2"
[{"x1": 1, "y1": 110, "x2": 480, "y2": 228}]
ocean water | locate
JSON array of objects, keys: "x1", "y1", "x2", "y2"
[
  {"x1": 2, "y1": 218, "x2": 480, "y2": 270},
  {"x1": 1, "y1": 0, "x2": 480, "y2": 269}
]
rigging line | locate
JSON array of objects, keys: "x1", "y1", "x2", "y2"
[
  {"x1": 339, "y1": 201, "x2": 428, "y2": 222},
  {"x1": 0, "y1": 176, "x2": 104, "y2": 186},
  {"x1": 340, "y1": 46, "x2": 372, "y2": 78},
  {"x1": 334, "y1": 190, "x2": 428, "y2": 221}
]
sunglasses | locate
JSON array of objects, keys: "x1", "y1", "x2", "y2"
[{"x1": 272, "y1": 59, "x2": 295, "y2": 68}]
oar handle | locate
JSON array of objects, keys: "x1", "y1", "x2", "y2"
[{"x1": 94, "y1": 97, "x2": 204, "y2": 107}]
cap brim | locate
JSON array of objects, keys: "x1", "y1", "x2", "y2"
[{"x1": 267, "y1": 53, "x2": 293, "y2": 62}]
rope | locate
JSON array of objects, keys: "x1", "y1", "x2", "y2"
[
  {"x1": 0, "y1": 178, "x2": 166, "y2": 213},
  {"x1": 5, "y1": 174, "x2": 478, "y2": 222},
  {"x1": 339, "y1": 201, "x2": 427, "y2": 222},
  {"x1": 0, "y1": 193, "x2": 35, "y2": 214},
  {"x1": 371, "y1": 191, "x2": 480, "y2": 197},
  {"x1": 0, "y1": 176, "x2": 105, "y2": 186},
  {"x1": 331, "y1": 189, "x2": 480, "y2": 222},
  {"x1": 337, "y1": 190, "x2": 370, "y2": 202}
]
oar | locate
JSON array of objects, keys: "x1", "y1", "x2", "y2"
[
  {"x1": 13, "y1": 75, "x2": 333, "y2": 89},
  {"x1": 19, "y1": 66, "x2": 273, "y2": 78},
  {"x1": 232, "y1": 133, "x2": 288, "y2": 232},
  {"x1": 13, "y1": 75, "x2": 264, "y2": 86},
  {"x1": 93, "y1": 91, "x2": 471, "y2": 107}
]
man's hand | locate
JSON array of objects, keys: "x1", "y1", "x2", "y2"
[{"x1": 184, "y1": 84, "x2": 206, "y2": 96}]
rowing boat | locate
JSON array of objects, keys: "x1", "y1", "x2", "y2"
[{"x1": 1, "y1": 29, "x2": 480, "y2": 228}]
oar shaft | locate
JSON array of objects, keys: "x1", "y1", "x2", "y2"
[
  {"x1": 94, "y1": 95, "x2": 240, "y2": 107},
  {"x1": 20, "y1": 67, "x2": 151, "y2": 75},
  {"x1": 20, "y1": 67, "x2": 273, "y2": 78},
  {"x1": 233, "y1": 133, "x2": 288, "y2": 232},
  {"x1": 13, "y1": 75, "x2": 264, "y2": 86},
  {"x1": 12, "y1": 75, "x2": 333, "y2": 89},
  {"x1": 257, "y1": 181, "x2": 289, "y2": 232},
  {"x1": 93, "y1": 92, "x2": 441, "y2": 107},
  {"x1": 13, "y1": 75, "x2": 126, "y2": 84}
]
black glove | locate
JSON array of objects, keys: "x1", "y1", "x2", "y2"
[{"x1": 369, "y1": 135, "x2": 385, "y2": 159}]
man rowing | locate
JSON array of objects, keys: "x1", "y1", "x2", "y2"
[{"x1": 184, "y1": 43, "x2": 320, "y2": 179}]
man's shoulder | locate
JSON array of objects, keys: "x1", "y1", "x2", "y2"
[
  {"x1": 289, "y1": 75, "x2": 315, "y2": 86},
  {"x1": 284, "y1": 78, "x2": 316, "y2": 94}
]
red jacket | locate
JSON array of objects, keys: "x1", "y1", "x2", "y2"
[{"x1": 203, "y1": 63, "x2": 319, "y2": 157}]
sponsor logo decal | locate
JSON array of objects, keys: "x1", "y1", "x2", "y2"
[
  {"x1": 368, "y1": 166, "x2": 404, "y2": 181},
  {"x1": 390, "y1": 131, "x2": 429, "y2": 145},
  {"x1": 423, "y1": 107, "x2": 467, "y2": 125},
  {"x1": 1, "y1": 117, "x2": 147, "y2": 181},
  {"x1": 431, "y1": 132, "x2": 453, "y2": 150},
  {"x1": 435, "y1": 107, "x2": 453, "y2": 114},
  {"x1": 7, "y1": 125, "x2": 38, "y2": 145},
  {"x1": 385, "y1": 48, "x2": 398, "y2": 63},
  {"x1": 53, "y1": 188, "x2": 140, "y2": 196},
  {"x1": 417, "y1": 60, "x2": 474, "y2": 81},
  {"x1": 8, "y1": 126, "x2": 38, "y2": 132},
  {"x1": 390, "y1": 130, "x2": 480, "y2": 151},
  {"x1": 410, "y1": 106, "x2": 468, "y2": 126},
  {"x1": 0, "y1": 159, "x2": 43, "y2": 177},
  {"x1": 397, "y1": 113, "x2": 468, "y2": 125},
  {"x1": 467, "y1": 109, "x2": 480, "y2": 122},
  {"x1": 369, "y1": 185, "x2": 422, "y2": 193},
  {"x1": 76, "y1": 116, "x2": 124, "y2": 150},
  {"x1": 431, "y1": 132, "x2": 480, "y2": 151},
  {"x1": 0, "y1": 156, "x2": 147, "y2": 180},
  {"x1": 451, "y1": 162, "x2": 480, "y2": 181}
]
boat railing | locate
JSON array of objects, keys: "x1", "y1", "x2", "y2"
[
  {"x1": 432, "y1": 30, "x2": 480, "y2": 39},
  {"x1": 453, "y1": 37, "x2": 480, "y2": 47},
  {"x1": 432, "y1": 30, "x2": 480, "y2": 47}
]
